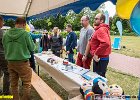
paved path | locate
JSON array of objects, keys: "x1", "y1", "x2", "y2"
[{"x1": 109, "y1": 52, "x2": 140, "y2": 78}]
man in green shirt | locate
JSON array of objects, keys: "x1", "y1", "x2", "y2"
[{"x1": 2, "y1": 17, "x2": 35, "y2": 100}]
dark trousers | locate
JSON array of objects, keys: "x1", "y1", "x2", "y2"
[
  {"x1": 68, "y1": 53, "x2": 75, "y2": 63},
  {"x1": 52, "y1": 50, "x2": 61, "y2": 57},
  {"x1": 0, "y1": 55, "x2": 10, "y2": 94},
  {"x1": 93, "y1": 59, "x2": 109, "y2": 78},
  {"x1": 29, "y1": 52, "x2": 36, "y2": 71}
]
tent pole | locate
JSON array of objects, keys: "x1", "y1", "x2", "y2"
[{"x1": 25, "y1": 0, "x2": 32, "y2": 18}]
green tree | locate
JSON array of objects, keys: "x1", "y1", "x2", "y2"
[
  {"x1": 4, "y1": 19, "x2": 15, "y2": 28},
  {"x1": 110, "y1": 15, "x2": 133, "y2": 35},
  {"x1": 65, "y1": 7, "x2": 99, "y2": 31}
]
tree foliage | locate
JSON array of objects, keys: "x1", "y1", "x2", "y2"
[
  {"x1": 4, "y1": 19, "x2": 15, "y2": 28},
  {"x1": 3, "y1": 7, "x2": 135, "y2": 36}
]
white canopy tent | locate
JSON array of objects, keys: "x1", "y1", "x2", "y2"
[
  {"x1": 0, "y1": 0, "x2": 117, "y2": 20},
  {"x1": 0, "y1": 0, "x2": 78, "y2": 17}
]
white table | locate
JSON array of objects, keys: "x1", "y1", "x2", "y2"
[{"x1": 34, "y1": 53, "x2": 107, "y2": 98}]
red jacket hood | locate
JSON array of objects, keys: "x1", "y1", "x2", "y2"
[
  {"x1": 95, "y1": 23, "x2": 110, "y2": 30},
  {"x1": 90, "y1": 23, "x2": 111, "y2": 58}
]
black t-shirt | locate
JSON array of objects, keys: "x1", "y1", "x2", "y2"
[
  {"x1": 0, "y1": 29, "x2": 4, "y2": 55},
  {"x1": 50, "y1": 34, "x2": 63, "y2": 50},
  {"x1": 40, "y1": 34, "x2": 49, "y2": 51}
]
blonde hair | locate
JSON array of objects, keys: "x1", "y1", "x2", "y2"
[{"x1": 53, "y1": 27, "x2": 61, "y2": 37}]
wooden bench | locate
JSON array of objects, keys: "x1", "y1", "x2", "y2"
[
  {"x1": 70, "y1": 95, "x2": 83, "y2": 100},
  {"x1": 31, "y1": 70, "x2": 62, "y2": 100}
]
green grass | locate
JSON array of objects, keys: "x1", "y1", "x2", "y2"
[
  {"x1": 111, "y1": 36, "x2": 140, "y2": 58},
  {"x1": 106, "y1": 67, "x2": 139, "y2": 96},
  {"x1": 39, "y1": 69, "x2": 69, "y2": 100}
]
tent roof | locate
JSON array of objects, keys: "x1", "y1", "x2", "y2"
[
  {"x1": 0, "y1": 0, "x2": 116, "y2": 19},
  {"x1": 0, "y1": 0, "x2": 30, "y2": 16},
  {"x1": 0, "y1": 0, "x2": 78, "y2": 17}
]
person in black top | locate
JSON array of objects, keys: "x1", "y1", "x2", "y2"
[
  {"x1": 40, "y1": 30, "x2": 49, "y2": 51},
  {"x1": 50, "y1": 27, "x2": 63, "y2": 57},
  {"x1": 0, "y1": 16, "x2": 10, "y2": 95}
]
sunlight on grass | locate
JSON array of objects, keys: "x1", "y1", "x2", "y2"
[
  {"x1": 106, "y1": 67, "x2": 139, "y2": 96},
  {"x1": 111, "y1": 36, "x2": 140, "y2": 58}
]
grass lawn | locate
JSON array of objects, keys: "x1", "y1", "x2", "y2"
[
  {"x1": 111, "y1": 36, "x2": 140, "y2": 58},
  {"x1": 106, "y1": 67, "x2": 139, "y2": 96}
]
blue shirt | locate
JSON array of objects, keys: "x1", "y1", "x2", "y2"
[
  {"x1": 29, "y1": 32, "x2": 42, "y2": 40},
  {"x1": 66, "y1": 31, "x2": 77, "y2": 53}
]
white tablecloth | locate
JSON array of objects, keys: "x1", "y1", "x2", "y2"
[{"x1": 34, "y1": 53, "x2": 107, "y2": 98}]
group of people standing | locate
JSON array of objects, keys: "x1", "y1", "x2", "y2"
[
  {"x1": 65, "y1": 13, "x2": 111, "y2": 78},
  {"x1": 40, "y1": 25, "x2": 77, "y2": 63},
  {"x1": 0, "y1": 12, "x2": 111, "y2": 100}
]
